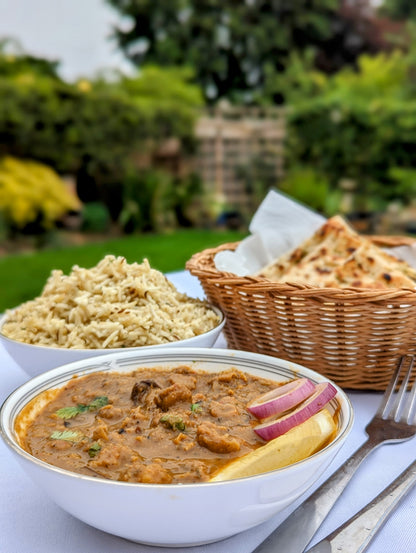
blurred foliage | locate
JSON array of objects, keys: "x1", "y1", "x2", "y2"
[
  {"x1": 234, "y1": 154, "x2": 278, "y2": 214},
  {"x1": 80, "y1": 202, "x2": 111, "y2": 233},
  {"x1": 0, "y1": 75, "x2": 144, "y2": 174},
  {"x1": 379, "y1": 0, "x2": 416, "y2": 19},
  {"x1": 0, "y1": 52, "x2": 203, "y2": 174},
  {"x1": 0, "y1": 156, "x2": 80, "y2": 233},
  {"x1": 93, "y1": 65, "x2": 203, "y2": 154},
  {"x1": 106, "y1": 0, "x2": 347, "y2": 103},
  {"x1": 119, "y1": 167, "x2": 174, "y2": 233},
  {"x1": 115, "y1": 66, "x2": 202, "y2": 152},
  {"x1": 0, "y1": 45, "x2": 204, "y2": 234},
  {"x1": 278, "y1": 167, "x2": 342, "y2": 216},
  {"x1": 276, "y1": 29, "x2": 416, "y2": 214},
  {"x1": 1, "y1": 5, "x2": 412, "y2": 236},
  {"x1": 119, "y1": 167, "x2": 202, "y2": 233},
  {"x1": 0, "y1": 39, "x2": 60, "y2": 78},
  {"x1": 106, "y1": 0, "x2": 401, "y2": 103},
  {"x1": 167, "y1": 172, "x2": 203, "y2": 227}
]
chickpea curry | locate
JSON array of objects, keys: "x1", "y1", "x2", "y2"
[{"x1": 19, "y1": 366, "x2": 281, "y2": 484}]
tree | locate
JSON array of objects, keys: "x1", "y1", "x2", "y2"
[
  {"x1": 0, "y1": 37, "x2": 60, "y2": 78},
  {"x1": 378, "y1": 0, "x2": 416, "y2": 20},
  {"x1": 284, "y1": 45, "x2": 416, "y2": 213},
  {"x1": 106, "y1": 0, "x2": 340, "y2": 103},
  {"x1": 0, "y1": 54, "x2": 202, "y2": 177}
]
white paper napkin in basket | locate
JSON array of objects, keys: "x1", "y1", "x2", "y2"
[
  {"x1": 214, "y1": 189, "x2": 416, "y2": 274},
  {"x1": 214, "y1": 190, "x2": 324, "y2": 275}
]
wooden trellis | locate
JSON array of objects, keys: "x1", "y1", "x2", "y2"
[{"x1": 194, "y1": 104, "x2": 286, "y2": 212}]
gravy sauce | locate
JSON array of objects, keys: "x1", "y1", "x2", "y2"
[{"x1": 19, "y1": 366, "x2": 280, "y2": 484}]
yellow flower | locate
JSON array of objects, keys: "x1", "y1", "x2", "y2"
[
  {"x1": 0, "y1": 156, "x2": 80, "y2": 229},
  {"x1": 77, "y1": 79, "x2": 91, "y2": 93}
]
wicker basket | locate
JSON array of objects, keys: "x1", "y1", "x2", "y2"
[{"x1": 186, "y1": 238, "x2": 416, "y2": 391}]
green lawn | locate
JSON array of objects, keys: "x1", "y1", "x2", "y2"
[{"x1": 0, "y1": 229, "x2": 245, "y2": 312}]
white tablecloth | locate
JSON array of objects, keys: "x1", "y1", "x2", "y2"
[{"x1": 1, "y1": 271, "x2": 416, "y2": 553}]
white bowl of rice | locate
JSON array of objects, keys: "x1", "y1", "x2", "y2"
[{"x1": 0, "y1": 256, "x2": 225, "y2": 377}]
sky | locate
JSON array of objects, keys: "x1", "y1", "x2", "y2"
[{"x1": 0, "y1": 0, "x2": 134, "y2": 81}]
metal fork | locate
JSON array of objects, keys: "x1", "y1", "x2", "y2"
[{"x1": 253, "y1": 354, "x2": 416, "y2": 553}]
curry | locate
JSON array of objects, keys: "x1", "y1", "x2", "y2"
[{"x1": 19, "y1": 366, "x2": 281, "y2": 484}]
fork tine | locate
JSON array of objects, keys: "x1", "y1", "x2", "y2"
[
  {"x1": 391, "y1": 355, "x2": 414, "y2": 422},
  {"x1": 399, "y1": 361, "x2": 416, "y2": 424},
  {"x1": 376, "y1": 355, "x2": 410, "y2": 419}
]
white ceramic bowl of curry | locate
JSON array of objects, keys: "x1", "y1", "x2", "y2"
[{"x1": 0, "y1": 348, "x2": 353, "y2": 547}]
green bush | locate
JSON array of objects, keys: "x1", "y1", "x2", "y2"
[
  {"x1": 0, "y1": 55, "x2": 203, "y2": 173},
  {"x1": 0, "y1": 73, "x2": 145, "y2": 175},
  {"x1": 276, "y1": 41, "x2": 416, "y2": 213},
  {"x1": 278, "y1": 167, "x2": 341, "y2": 215},
  {"x1": 119, "y1": 168, "x2": 174, "y2": 233},
  {"x1": 81, "y1": 202, "x2": 111, "y2": 233},
  {"x1": 0, "y1": 52, "x2": 204, "y2": 232},
  {"x1": 114, "y1": 66, "x2": 203, "y2": 151},
  {"x1": 118, "y1": 167, "x2": 203, "y2": 233}
]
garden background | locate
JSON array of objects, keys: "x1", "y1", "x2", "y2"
[{"x1": 1, "y1": 0, "x2": 416, "y2": 310}]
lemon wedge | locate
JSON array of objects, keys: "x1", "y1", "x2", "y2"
[{"x1": 210, "y1": 408, "x2": 336, "y2": 482}]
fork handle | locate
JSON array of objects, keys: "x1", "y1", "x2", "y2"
[
  {"x1": 253, "y1": 438, "x2": 380, "y2": 553},
  {"x1": 307, "y1": 459, "x2": 416, "y2": 553}
]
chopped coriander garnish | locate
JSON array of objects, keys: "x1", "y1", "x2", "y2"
[
  {"x1": 55, "y1": 396, "x2": 109, "y2": 420},
  {"x1": 88, "y1": 442, "x2": 102, "y2": 458},
  {"x1": 55, "y1": 406, "x2": 84, "y2": 419},
  {"x1": 190, "y1": 402, "x2": 203, "y2": 414},
  {"x1": 50, "y1": 430, "x2": 83, "y2": 442},
  {"x1": 160, "y1": 414, "x2": 186, "y2": 431},
  {"x1": 88, "y1": 396, "x2": 109, "y2": 411}
]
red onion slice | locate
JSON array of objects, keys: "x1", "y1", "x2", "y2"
[
  {"x1": 248, "y1": 378, "x2": 316, "y2": 420},
  {"x1": 254, "y1": 381, "x2": 337, "y2": 441}
]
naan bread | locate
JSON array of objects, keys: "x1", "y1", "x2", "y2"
[
  {"x1": 324, "y1": 244, "x2": 416, "y2": 289},
  {"x1": 258, "y1": 216, "x2": 361, "y2": 281},
  {"x1": 258, "y1": 215, "x2": 416, "y2": 289}
]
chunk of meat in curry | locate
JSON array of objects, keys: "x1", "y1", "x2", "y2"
[{"x1": 20, "y1": 366, "x2": 280, "y2": 484}]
